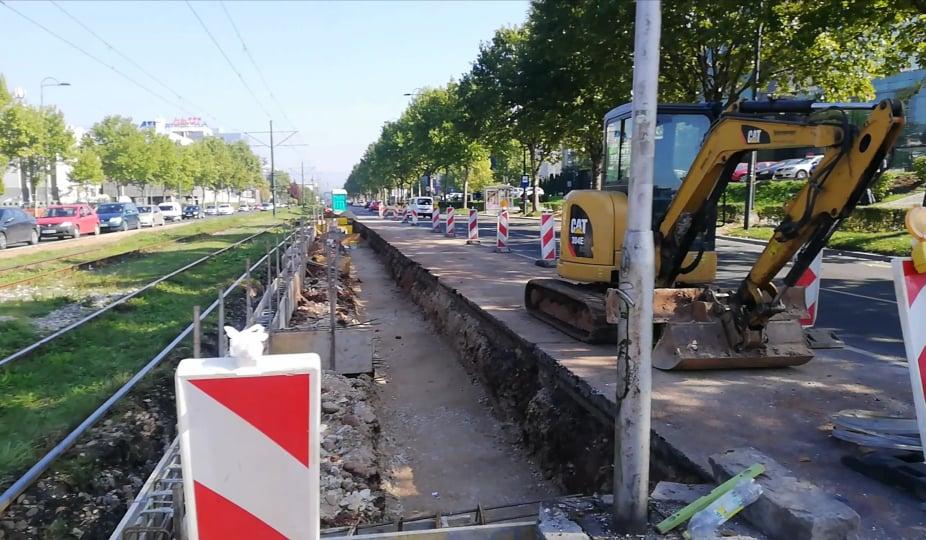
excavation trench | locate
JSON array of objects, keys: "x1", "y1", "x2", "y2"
[{"x1": 356, "y1": 221, "x2": 705, "y2": 496}]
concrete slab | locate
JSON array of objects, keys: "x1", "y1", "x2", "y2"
[
  {"x1": 269, "y1": 328, "x2": 374, "y2": 374},
  {"x1": 354, "y1": 217, "x2": 926, "y2": 539}
]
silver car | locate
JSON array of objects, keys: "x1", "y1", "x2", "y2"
[{"x1": 137, "y1": 205, "x2": 165, "y2": 227}]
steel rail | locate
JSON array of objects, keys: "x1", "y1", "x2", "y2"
[
  {"x1": 0, "y1": 227, "x2": 277, "y2": 370},
  {"x1": 0, "y1": 228, "x2": 304, "y2": 514}
]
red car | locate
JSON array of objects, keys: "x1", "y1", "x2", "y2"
[
  {"x1": 36, "y1": 203, "x2": 100, "y2": 239},
  {"x1": 731, "y1": 161, "x2": 777, "y2": 182}
]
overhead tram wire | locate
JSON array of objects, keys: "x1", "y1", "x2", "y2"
[
  {"x1": 219, "y1": 1, "x2": 309, "y2": 164},
  {"x1": 185, "y1": 0, "x2": 273, "y2": 120},
  {"x1": 0, "y1": 0, "x2": 193, "y2": 116},
  {"x1": 48, "y1": 0, "x2": 233, "y2": 131}
]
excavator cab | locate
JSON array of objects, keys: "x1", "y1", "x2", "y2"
[{"x1": 557, "y1": 103, "x2": 722, "y2": 285}]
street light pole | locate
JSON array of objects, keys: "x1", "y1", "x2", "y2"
[
  {"x1": 38, "y1": 77, "x2": 71, "y2": 207},
  {"x1": 614, "y1": 0, "x2": 660, "y2": 532}
]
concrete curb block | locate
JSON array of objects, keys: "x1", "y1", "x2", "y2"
[
  {"x1": 709, "y1": 447, "x2": 860, "y2": 540},
  {"x1": 718, "y1": 235, "x2": 894, "y2": 263}
]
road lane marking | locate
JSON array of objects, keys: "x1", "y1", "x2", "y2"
[
  {"x1": 821, "y1": 288, "x2": 896, "y2": 305},
  {"x1": 844, "y1": 345, "x2": 907, "y2": 366}
]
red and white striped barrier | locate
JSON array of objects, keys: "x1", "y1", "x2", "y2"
[
  {"x1": 466, "y1": 208, "x2": 480, "y2": 245},
  {"x1": 536, "y1": 211, "x2": 556, "y2": 267},
  {"x1": 796, "y1": 251, "x2": 823, "y2": 327},
  {"x1": 431, "y1": 208, "x2": 441, "y2": 233},
  {"x1": 377, "y1": 204, "x2": 384, "y2": 219},
  {"x1": 496, "y1": 210, "x2": 510, "y2": 253},
  {"x1": 893, "y1": 258, "x2": 926, "y2": 457},
  {"x1": 411, "y1": 208, "x2": 418, "y2": 226},
  {"x1": 177, "y1": 352, "x2": 321, "y2": 539},
  {"x1": 445, "y1": 207, "x2": 456, "y2": 237}
]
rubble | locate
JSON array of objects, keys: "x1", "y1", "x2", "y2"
[{"x1": 319, "y1": 371, "x2": 384, "y2": 526}]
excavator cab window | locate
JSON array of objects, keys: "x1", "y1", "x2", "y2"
[{"x1": 604, "y1": 105, "x2": 716, "y2": 249}]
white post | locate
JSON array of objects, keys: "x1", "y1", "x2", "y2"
[{"x1": 614, "y1": 0, "x2": 660, "y2": 532}]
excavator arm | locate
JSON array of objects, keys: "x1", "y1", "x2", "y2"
[{"x1": 651, "y1": 99, "x2": 905, "y2": 369}]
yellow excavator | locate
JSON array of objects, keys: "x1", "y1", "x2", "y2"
[{"x1": 525, "y1": 98, "x2": 905, "y2": 370}]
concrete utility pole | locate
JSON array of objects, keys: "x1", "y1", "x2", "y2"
[
  {"x1": 743, "y1": 6, "x2": 764, "y2": 230},
  {"x1": 269, "y1": 119, "x2": 276, "y2": 217},
  {"x1": 614, "y1": 0, "x2": 660, "y2": 532}
]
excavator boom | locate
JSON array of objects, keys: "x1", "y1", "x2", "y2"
[{"x1": 652, "y1": 98, "x2": 905, "y2": 369}]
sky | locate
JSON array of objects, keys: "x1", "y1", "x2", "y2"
[{"x1": 0, "y1": 0, "x2": 530, "y2": 191}]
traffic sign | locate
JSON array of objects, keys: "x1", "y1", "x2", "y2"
[{"x1": 520, "y1": 175, "x2": 529, "y2": 188}]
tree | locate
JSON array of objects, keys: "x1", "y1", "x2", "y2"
[
  {"x1": 0, "y1": 103, "x2": 43, "y2": 203},
  {"x1": 458, "y1": 26, "x2": 560, "y2": 212},
  {"x1": 69, "y1": 141, "x2": 105, "y2": 201},
  {"x1": 89, "y1": 116, "x2": 148, "y2": 195},
  {"x1": 270, "y1": 170, "x2": 293, "y2": 203},
  {"x1": 36, "y1": 107, "x2": 76, "y2": 202}
]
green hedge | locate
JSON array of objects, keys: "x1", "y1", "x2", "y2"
[
  {"x1": 441, "y1": 201, "x2": 485, "y2": 212},
  {"x1": 753, "y1": 205, "x2": 908, "y2": 233}
]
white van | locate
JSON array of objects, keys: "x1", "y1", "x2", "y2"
[
  {"x1": 158, "y1": 201, "x2": 182, "y2": 221},
  {"x1": 410, "y1": 197, "x2": 434, "y2": 218}
]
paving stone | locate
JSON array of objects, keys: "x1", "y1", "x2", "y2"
[
  {"x1": 710, "y1": 447, "x2": 859, "y2": 540},
  {"x1": 650, "y1": 481, "x2": 714, "y2": 505},
  {"x1": 537, "y1": 502, "x2": 589, "y2": 540}
]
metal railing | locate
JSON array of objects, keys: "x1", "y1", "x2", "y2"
[
  {"x1": 107, "y1": 224, "x2": 316, "y2": 538},
  {"x1": 0, "y1": 224, "x2": 312, "y2": 515}
]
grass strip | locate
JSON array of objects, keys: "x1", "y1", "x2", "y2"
[
  {"x1": 0, "y1": 226, "x2": 288, "y2": 487},
  {"x1": 723, "y1": 225, "x2": 910, "y2": 256}
]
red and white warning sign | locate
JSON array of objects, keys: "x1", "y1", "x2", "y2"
[
  {"x1": 893, "y1": 258, "x2": 926, "y2": 457},
  {"x1": 176, "y1": 353, "x2": 321, "y2": 540},
  {"x1": 796, "y1": 251, "x2": 823, "y2": 327}
]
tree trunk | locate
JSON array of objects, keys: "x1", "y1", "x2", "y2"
[
  {"x1": 19, "y1": 158, "x2": 30, "y2": 204},
  {"x1": 588, "y1": 132, "x2": 603, "y2": 191},
  {"x1": 51, "y1": 158, "x2": 60, "y2": 202},
  {"x1": 529, "y1": 144, "x2": 540, "y2": 213},
  {"x1": 463, "y1": 167, "x2": 470, "y2": 209}
]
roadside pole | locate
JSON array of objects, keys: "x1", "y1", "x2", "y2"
[
  {"x1": 614, "y1": 0, "x2": 660, "y2": 532},
  {"x1": 743, "y1": 9, "x2": 763, "y2": 230}
]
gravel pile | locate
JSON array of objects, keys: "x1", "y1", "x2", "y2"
[
  {"x1": 0, "y1": 370, "x2": 175, "y2": 539},
  {"x1": 31, "y1": 292, "x2": 133, "y2": 334},
  {"x1": 320, "y1": 371, "x2": 384, "y2": 526}
]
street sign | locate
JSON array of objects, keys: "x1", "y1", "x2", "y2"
[{"x1": 520, "y1": 175, "x2": 529, "y2": 188}]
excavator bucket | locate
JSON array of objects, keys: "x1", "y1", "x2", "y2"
[{"x1": 651, "y1": 288, "x2": 814, "y2": 370}]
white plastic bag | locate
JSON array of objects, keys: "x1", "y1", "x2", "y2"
[{"x1": 224, "y1": 324, "x2": 268, "y2": 367}]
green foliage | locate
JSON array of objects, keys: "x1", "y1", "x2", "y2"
[
  {"x1": 913, "y1": 156, "x2": 926, "y2": 185},
  {"x1": 88, "y1": 116, "x2": 148, "y2": 186},
  {"x1": 69, "y1": 144, "x2": 105, "y2": 187}
]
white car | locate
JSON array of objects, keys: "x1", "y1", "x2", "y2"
[
  {"x1": 158, "y1": 201, "x2": 182, "y2": 221},
  {"x1": 137, "y1": 205, "x2": 165, "y2": 227},
  {"x1": 238, "y1": 204, "x2": 252, "y2": 212},
  {"x1": 409, "y1": 197, "x2": 434, "y2": 218},
  {"x1": 217, "y1": 203, "x2": 235, "y2": 215},
  {"x1": 773, "y1": 155, "x2": 823, "y2": 179},
  {"x1": 204, "y1": 205, "x2": 218, "y2": 215}
]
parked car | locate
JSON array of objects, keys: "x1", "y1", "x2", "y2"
[
  {"x1": 204, "y1": 205, "x2": 218, "y2": 215},
  {"x1": 217, "y1": 203, "x2": 235, "y2": 215},
  {"x1": 0, "y1": 207, "x2": 39, "y2": 249},
  {"x1": 773, "y1": 155, "x2": 823, "y2": 179},
  {"x1": 182, "y1": 205, "x2": 204, "y2": 219},
  {"x1": 259, "y1": 202, "x2": 274, "y2": 211},
  {"x1": 36, "y1": 203, "x2": 100, "y2": 239},
  {"x1": 731, "y1": 161, "x2": 778, "y2": 182},
  {"x1": 158, "y1": 201, "x2": 182, "y2": 222},
  {"x1": 409, "y1": 197, "x2": 434, "y2": 218},
  {"x1": 368, "y1": 200, "x2": 381, "y2": 212},
  {"x1": 97, "y1": 202, "x2": 141, "y2": 232},
  {"x1": 138, "y1": 205, "x2": 165, "y2": 227},
  {"x1": 238, "y1": 204, "x2": 253, "y2": 212}
]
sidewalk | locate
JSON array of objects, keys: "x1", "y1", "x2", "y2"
[{"x1": 355, "y1": 215, "x2": 923, "y2": 539}]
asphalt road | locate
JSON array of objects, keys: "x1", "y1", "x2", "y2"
[{"x1": 358, "y1": 206, "x2": 905, "y2": 363}]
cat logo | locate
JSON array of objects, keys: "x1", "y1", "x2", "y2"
[
  {"x1": 741, "y1": 125, "x2": 770, "y2": 145},
  {"x1": 567, "y1": 205, "x2": 594, "y2": 258}
]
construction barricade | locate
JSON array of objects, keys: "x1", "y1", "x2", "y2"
[
  {"x1": 176, "y1": 349, "x2": 321, "y2": 539},
  {"x1": 496, "y1": 209, "x2": 510, "y2": 253},
  {"x1": 466, "y1": 208, "x2": 480, "y2": 245},
  {"x1": 431, "y1": 208, "x2": 441, "y2": 233},
  {"x1": 798, "y1": 251, "x2": 823, "y2": 327},
  {"x1": 536, "y1": 211, "x2": 556, "y2": 267},
  {"x1": 445, "y1": 207, "x2": 456, "y2": 237}
]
